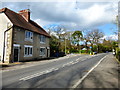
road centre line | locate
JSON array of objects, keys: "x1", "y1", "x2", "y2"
[
  {"x1": 19, "y1": 56, "x2": 84, "y2": 81},
  {"x1": 19, "y1": 68, "x2": 56, "y2": 81},
  {"x1": 19, "y1": 54, "x2": 99, "y2": 81},
  {"x1": 72, "y1": 55, "x2": 107, "y2": 88},
  {"x1": 2, "y1": 54, "x2": 82, "y2": 72},
  {"x1": 20, "y1": 57, "x2": 84, "y2": 80}
]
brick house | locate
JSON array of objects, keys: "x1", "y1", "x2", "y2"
[{"x1": 0, "y1": 8, "x2": 51, "y2": 63}]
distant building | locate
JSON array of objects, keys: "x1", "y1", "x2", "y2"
[{"x1": 0, "y1": 8, "x2": 51, "y2": 63}]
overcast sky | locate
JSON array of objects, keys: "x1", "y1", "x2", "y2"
[{"x1": 0, "y1": 0, "x2": 119, "y2": 40}]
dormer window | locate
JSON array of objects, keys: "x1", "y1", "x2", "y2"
[
  {"x1": 40, "y1": 35, "x2": 46, "y2": 43},
  {"x1": 25, "y1": 31, "x2": 33, "y2": 41}
]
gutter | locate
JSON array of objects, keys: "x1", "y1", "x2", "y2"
[{"x1": 2, "y1": 26, "x2": 13, "y2": 63}]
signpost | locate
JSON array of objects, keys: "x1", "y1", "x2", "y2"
[{"x1": 90, "y1": 46, "x2": 92, "y2": 55}]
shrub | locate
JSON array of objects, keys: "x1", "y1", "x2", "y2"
[
  {"x1": 116, "y1": 48, "x2": 120, "y2": 61},
  {"x1": 81, "y1": 50, "x2": 86, "y2": 53},
  {"x1": 71, "y1": 48, "x2": 79, "y2": 53}
]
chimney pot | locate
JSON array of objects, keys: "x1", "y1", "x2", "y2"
[{"x1": 18, "y1": 9, "x2": 30, "y2": 22}]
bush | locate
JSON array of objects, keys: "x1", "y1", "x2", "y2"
[
  {"x1": 71, "y1": 48, "x2": 79, "y2": 53},
  {"x1": 81, "y1": 50, "x2": 86, "y2": 53},
  {"x1": 116, "y1": 48, "x2": 120, "y2": 61}
]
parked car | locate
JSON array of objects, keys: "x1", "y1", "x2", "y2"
[
  {"x1": 93, "y1": 52, "x2": 97, "y2": 54},
  {"x1": 54, "y1": 52, "x2": 66, "y2": 57},
  {"x1": 106, "y1": 51, "x2": 109, "y2": 53}
]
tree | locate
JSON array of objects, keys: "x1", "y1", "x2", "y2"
[
  {"x1": 85, "y1": 29, "x2": 104, "y2": 53},
  {"x1": 49, "y1": 35, "x2": 59, "y2": 56},
  {"x1": 72, "y1": 31, "x2": 83, "y2": 51},
  {"x1": 47, "y1": 25, "x2": 67, "y2": 53},
  {"x1": 83, "y1": 37, "x2": 91, "y2": 53},
  {"x1": 60, "y1": 31, "x2": 74, "y2": 53}
]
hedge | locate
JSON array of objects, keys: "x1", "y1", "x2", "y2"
[{"x1": 116, "y1": 48, "x2": 120, "y2": 61}]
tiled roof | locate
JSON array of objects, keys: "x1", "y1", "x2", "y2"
[{"x1": 0, "y1": 8, "x2": 50, "y2": 38}]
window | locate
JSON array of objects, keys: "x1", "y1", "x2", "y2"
[
  {"x1": 40, "y1": 35, "x2": 46, "y2": 43},
  {"x1": 24, "y1": 45, "x2": 33, "y2": 57},
  {"x1": 40, "y1": 47, "x2": 46, "y2": 56},
  {"x1": 25, "y1": 31, "x2": 33, "y2": 41}
]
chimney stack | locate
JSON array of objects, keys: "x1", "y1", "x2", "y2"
[{"x1": 18, "y1": 9, "x2": 30, "y2": 22}]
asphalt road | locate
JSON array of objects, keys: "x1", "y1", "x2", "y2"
[{"x1": 2, "y1": 53, "x2": 107, "y2": 89}]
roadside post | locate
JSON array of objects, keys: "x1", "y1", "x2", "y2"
[{"x1": 90, "y1": 46, "x2": 92, "y2": 55}]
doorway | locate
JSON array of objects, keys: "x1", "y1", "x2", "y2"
[
  {"x1": 46, "y1": 47, "x2": 50, "y2": 57},
  {"x1": 13, "y1": 47, "x2": 19, "y2": 62}
]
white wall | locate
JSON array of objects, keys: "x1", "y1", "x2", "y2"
[{"x1": 0, "y1": 13, "x2": 13, "y2": 61}]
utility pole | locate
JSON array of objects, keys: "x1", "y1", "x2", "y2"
[
  {"x1": 118, "y1": 2, "x2": 120, "y2": 49},
  {"x1": 65, "y1": 37, "x2": 66, "y2": 55}
]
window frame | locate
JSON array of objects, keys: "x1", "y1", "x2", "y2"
[
  {"x1": 40, "y1": 47, "x2": 46, "y2": 56},
  {"x1": 25, "y1": 31, "x2": 33, "y2": 42},
  {"x1": 40, "y1": 35, "x2": 46, "y2": 44},
  {"x1": 24, "y1": 45, "x2": 33, "y2": 57}
]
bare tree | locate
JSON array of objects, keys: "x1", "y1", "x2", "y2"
[
  {"x1": 47, "y1": 25, "x2": 67, "y2": 53},
  {"x1": 85, "y1": 29, "x2": 104, "y2": 53}
]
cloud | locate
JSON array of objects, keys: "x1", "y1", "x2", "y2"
[
  {"x1": 2, "y1": 1, "x2": 118, "y2": 30},
  {"x1": 102, "y1": 34, "x2": 118, "y2": 40},
  {"x1": 32, "y1": 2, "x2": 117, "y2": 30}
]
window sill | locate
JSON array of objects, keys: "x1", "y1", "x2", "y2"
[
  {"x1": 24, "y1": 55, "x2": 33, "y2": 57},
  {"x1": 25, "y1": 39, "x2": 33, "y2": 42},
  {"x1": 40, "y1": 42, "x2": 46, "y2": 44},
  {"x1": 39, "y1": 55, "x2": 46, "y2": 56}
]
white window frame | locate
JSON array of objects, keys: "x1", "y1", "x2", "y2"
[
  {"x1": 40, "y1": 35, "x2": 46, "y2": 44},
  {"x1": 24, "y1": 45, "x2": 33, "y2": 57},
  {"x1": 40, "y1": 47, "x2": 46, "y2": 56},
  {"x1": 25, "y1": 31, "x2": 33, "y2": 42}
]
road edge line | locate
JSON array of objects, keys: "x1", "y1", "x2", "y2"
[
  {"x1": 114, "y1": 57, "x2": 120, "y2": 64},
  {"x1": 72, "y1": 55, "x2": 107, "y2": 89}
]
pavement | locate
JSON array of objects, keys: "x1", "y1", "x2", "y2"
[{"x1": 76, "y1": 53, "x2": 120, "y2": 89}]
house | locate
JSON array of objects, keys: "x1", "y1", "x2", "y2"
[{"x1": 0, "y1": 8, "x2": 51, "y2": 63}]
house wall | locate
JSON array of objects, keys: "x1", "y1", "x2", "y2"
[
  {"x1": 13, "y1": 27, "x2": 50, "y2": 61},
  {"x1": 0, "y1": 13, "x2": 13, "y2": 63}
]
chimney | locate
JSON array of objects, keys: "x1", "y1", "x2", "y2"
[{"x1": 18, "y1": 9, "x2": 30, "y2": 22}]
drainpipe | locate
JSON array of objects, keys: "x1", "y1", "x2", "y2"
[{"x1": 2, "y1": 26, "x2": 13, "y2": 63}]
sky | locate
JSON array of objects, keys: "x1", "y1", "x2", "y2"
[{"x1": 0, "y1": 0, "x2": 119, "y2": 40}]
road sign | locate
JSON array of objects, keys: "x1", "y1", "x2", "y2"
[{"x1": 90, "y1": 46, "x2": 92, "y2": 49}]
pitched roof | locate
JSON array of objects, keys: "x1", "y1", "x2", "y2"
[{"x1": 0, "y1": 8, "x2": 50, "y2": 38}]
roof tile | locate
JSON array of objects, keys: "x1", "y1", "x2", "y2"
[{"x1": 0, "y1": 8, "x2": 50, "y2": 37}]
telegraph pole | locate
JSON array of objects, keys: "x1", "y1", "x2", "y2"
[
  {"x1": 65, "y1": 37, "x2": 66, "y2": 55},
  {"x1": 118, "y1": 2, "x2": 120, "y2": 49}
]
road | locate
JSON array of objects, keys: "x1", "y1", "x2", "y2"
[{"x1": 2, "y1": 53, "x2": 107, "y2": 88}]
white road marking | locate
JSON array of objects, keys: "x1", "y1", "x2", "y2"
[
  {"x1": 72, "y1": 55, "x2": 107, "y2": 88},
  {"x1": 19, "y1": 54, "x2": 101, "y2": 81},
  {"x1": 2, "y1": 54, "x2": 81, "y2": 72},
  {"x1": 53, "y1": 68, "x2": 59, "y2": 71},
  {"x1": 19, "y1": 56, "x2": 83, "y2": 81},
  {"x1": 19, "y1": 68, "x2": 55, "y2": 81}
]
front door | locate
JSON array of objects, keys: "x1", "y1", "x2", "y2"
[
  {"x1": 14, "y1": 48, "x2": 19, "y2": 62},
  {"x1": 47, "y1": 49, "x2": 49, "y2": 57}
]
